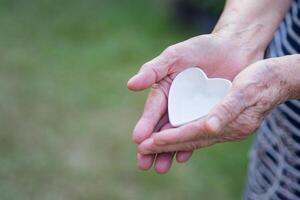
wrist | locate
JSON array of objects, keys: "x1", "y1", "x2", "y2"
[
  {"x1": 263, "y1": 55, "x2": 300, "y2": 100},
  {"x1": 213, "y1": 24, "x2": 267, "y2": 58},
  {"x1": 212, "y1": 0, "x2": 292, "y2": 66},
  {"x1": 280, "y1": 55, "x2": 300, "y2": 100},
  {"x1": 211, "y1": 26, "x2": 266, "y2": 73}
]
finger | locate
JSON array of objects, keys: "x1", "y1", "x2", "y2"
[
  {"x1": 153, "y1": 117, "x2": 208, "y2": 145},
  {"x1": 155, "y1": 122, "x2": 194, "y2": 164},
  {"x1": 154, "y1": 152, "x2": 175, "y2": 174},
  {"x1": 176, "y1": 151, "x2": 193, "y2": 163},
  {"x1": 153, "y1": 113, "x2": 169, "y2": 132},
  {"x1": 154, "y1": 123, "x2": 175, "y2": 174},
  {"x1": 132, "y1": 83, "x2": 168, "y2": 144},
  {"x1": 137, "y1": 153, "x2": 155, "y2": 171},
  {"x1": 127, "y1": 52, "x2": 176, "y2": 91},
  {"x1": 153, "y1": 88, "x2": 246, "y2": 145},
  {"x1": 138, "y1": 137, "x2": 218, "y2": 154},
  {"x1": 137, "y1": 117, "x2": 170, "y2": 171}
]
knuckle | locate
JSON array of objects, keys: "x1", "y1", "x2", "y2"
[
  {"x1": 217, "y1": 102, "x2": 234, "y2": 120},
  {"x1": 220, "y1": 103, "x2": 232, "y2": 114},
  {"x1": 244, "y1": 83, "x2": 259, "y2": 99},
  {"x1": 232, "y1": 82, "x2": 258, "y2": 107},
  {"x1": 162, "y1": 45, "x2": 181, "y2": 61},
  {"x1": 150, "y1": 83, "x2": 160, "y2": 91},
  {"x1": 150, "y1": 83, "x2": 168, "y2": 98},
  {"x1": 163, "y1": 45, "x2": 177, "y2": 55},
  {"x1": 186, "y1": 142, "x2": 198, "y2": 151},
  {"x1": 233, "y1": 112, "x2": 261, "y2": 136},
  {"x1": 141, "y1": 61, "x2": 153, "y2": 69},
  {"x1": 191, "y1": 121, "x2": 207, "y2": 138},
  {"x1": 203, "y1": 122, "x2": 218, "y2": 136}
]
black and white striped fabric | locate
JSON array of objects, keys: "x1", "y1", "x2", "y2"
[{"x1": 244, "y1": 1, "x2": 300, "y2": 199}]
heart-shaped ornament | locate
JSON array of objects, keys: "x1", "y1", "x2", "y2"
[{"x1": 168, "y1": 67, "x2": 232, "y2": 127}]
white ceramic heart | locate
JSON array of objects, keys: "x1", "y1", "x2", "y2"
[{"x1": 168, "y1": 67, "x2": 232, "y2": 127}]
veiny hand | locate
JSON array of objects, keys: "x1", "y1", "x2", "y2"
[
  {"x1": 128, "y1": 32, "x2": 264, "y2": 174},
  {"x1": 137, "y1": 56, "x2": 298, "y2": 155}
]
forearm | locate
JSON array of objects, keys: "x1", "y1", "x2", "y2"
[{"x1": 213, "y1": 0, "x2": 292, "y2": 53}]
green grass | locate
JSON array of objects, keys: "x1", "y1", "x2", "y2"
[{"x1": 0, "y1": 0, "x2": 253, "y2": 199}]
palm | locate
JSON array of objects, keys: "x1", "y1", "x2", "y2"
[{"x1": 128, "y1": 34, "x2": 264, "y2": 174}]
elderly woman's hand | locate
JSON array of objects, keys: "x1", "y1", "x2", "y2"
[
  {"x1": 128, "y1": 32, "x2": 265, "y2": 174},
  {"x1": 137, "y1": 55, "x2": 300, "y2": 155}
]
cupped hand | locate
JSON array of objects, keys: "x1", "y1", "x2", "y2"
[
  {"x1": 137, "y1": 56, "x2": 293, "y2": 155},
  {"x1": 128, "y1": 33, "x2": 264, "y2": 174}
]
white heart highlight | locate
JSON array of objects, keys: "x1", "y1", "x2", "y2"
[{"x1": 168, "y1": 67, "x2": 232, "y2": 127}]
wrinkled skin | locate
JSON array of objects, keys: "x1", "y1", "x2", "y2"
[
  {"x1": 127, "y1": 33, "x2": 265, "y2": 174},
  {"x1": 137, "y1": 57, "x2": 292, "y2": 155}
]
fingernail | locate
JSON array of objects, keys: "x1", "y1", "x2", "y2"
[
  {"x1": 206, "y1": 116, "x2": 221, "y2": 133},
  {"x1": 130, "y1": 70, "x2": 146, "y2": 82},
  {"x1": 137, "y1": 153, "x2": 142, "y2": 160},
  {"x1": 128, "y1": 74, "x2": 140, "y2": 84}
]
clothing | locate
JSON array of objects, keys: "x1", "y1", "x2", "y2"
[{"x1": 244, "y1": 1, "x2": 300, "y2": 199}]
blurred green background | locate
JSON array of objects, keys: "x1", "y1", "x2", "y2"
[{"x1": 0, "y1": 0, "x2": 253, "y2": 199}]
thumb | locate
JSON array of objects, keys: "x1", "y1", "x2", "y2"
[
  {"x1": 127, "y1": 48, "x2": 179, "y2": 91},
  {"x1": 205, "y1": 88, "x2": 246, "y2": 134}
]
